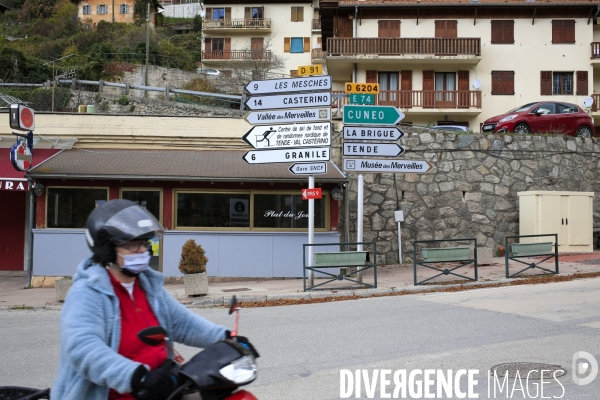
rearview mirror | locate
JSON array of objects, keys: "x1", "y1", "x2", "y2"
[{"x1": 229, "y1": 295, "x2": 240, "y2": 315}]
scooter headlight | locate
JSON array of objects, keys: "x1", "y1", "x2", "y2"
[{"x1": 219, "y1": 355, "x2": 257, "y2": 384}]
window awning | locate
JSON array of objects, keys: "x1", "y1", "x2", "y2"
[
  {"x1": 1, "y1": 149, "x2": 62, "y2": 181},
  {"x1": 26, "y1": 148, "x2": 347, "y2": 183}
]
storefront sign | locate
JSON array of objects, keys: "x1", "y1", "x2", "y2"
[
  {"x1": 9, "y1": 104, "x2": 35, "y2": 131},
  {"x1": 0, "y1": 180, "x2": 27, "y2": 191},
  {"x1": 263, "y1": 210, "x2": 310, "y2": 220},
  {"x1": 10, "y1": 138, "x2": 33, "y2": 172}
]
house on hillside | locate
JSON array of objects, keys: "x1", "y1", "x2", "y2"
[
  {"x1": 77, "y1": 0, "x2": 159, "y2": 27},
  {"x1": 200, "y1": 0, "x2": 323, "y2": 81},
  {"x1": 319, "y1": 0, "x2": 600, "y2": 133}
]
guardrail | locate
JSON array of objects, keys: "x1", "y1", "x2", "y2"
[
  {"x1": 504, "y1": 234, "x2": 559, "y2": 278},
  {"x1": 413, "y1": 238, "x2": 478, "y2": 285}
]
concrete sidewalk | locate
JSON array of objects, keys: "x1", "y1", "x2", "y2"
[{"x1": 2, "y1": 255, "x2": 600, "y2": 310}]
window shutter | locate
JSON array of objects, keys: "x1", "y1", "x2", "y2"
[
  {"x1": 435, "y1": 21, "x2": 443, "y2": 38},
  {"x1": 458, "y1": 70, "x2": 469, "y2": 91},
  {"x1": 401, "y1": 70, "x2": 412, "y2": 108},
  {"x1": 317, "y1": 37, "x2": 322, "y2": 45},
  {"x1": 290, "y1": 70, "x2": 298, "y2": 77},
  {"x1": 565, "y1": 20, "x2": 575, "y2": 43},
  {"x1": 541, "y1": 71, "x2": 552, "y2": 95},
  {"x1": 491, "y1": 71, "x2": 501, "y2": 94},
  {"x1": 378, "y1": 20, "x2": 386, "y2": 38},
  {"x1": 96, "y1": 5, "x2": 99, "y2": 14},
  {"x1": 423, "y1": 70, "x2": 434, "y2": 108},
  {"x1": 506, "y1": 71, "x2": 514, "y2": 94},
  {"x1": 449, "y1": 20, "x2": 457, "y2": 38},
  {"x1": 204, "y1": 38, "x2": 211, "y2": 50},
  {"x1": 504, "y1": 20, "x2": 514, "y2": 43},
  {"x1": 206, "y1": 7, "x2": 212, "y2": 20},
  {"x1": 491, "y1": 21, "x2": 502, "y2": 44},
  {"x1": 303, "y1": 37, "x2": 310, "y2": 52},
  {"x1": 284, "y1": 37, "x2": 291, "y2": 52},
  {"x1": 552, "y1": 20, "x2": 562, "y2": 43},
  {"x1": 225, "y1": 7, "x2": 231, "y2": 19},
  {"x1": 298, "y1": 7, "x2": 304, "y2": 21},
  {"x1": 224, "y1": 38, "x2": 231, "y2": 52},
  {"x1": 244, "y1": 7, "x2": 251, "y2": 19},
  {"x1": 291, "y1": 7, "x2": 297, "y2": 22},
  {"x1": 577, "y1": 71, "x2": 588, "y2": 95},
  {"x1": 366, "y1": 70, "x2": 377, "y2": 83},
  {"x1": 392, "y1": 20, "x2": 400, "y2": 37}
]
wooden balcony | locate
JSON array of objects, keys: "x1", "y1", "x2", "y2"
[
  {"x1": 312, "y1": 48, "x2": 325, "y2": 63},
  {"x1": 333, "y1": 90, "x2": 482, "y2": 109},
  {"x1": 327, "y1": 37, "x2": 481, "y2": 57},
  {"x1": 312, "y1": 19, "x2": 321, "y2": 31},
  {"x1": 592, "y1": 42, "x2": 600, "y2": 59},
  {"x1": 202, "y1": 18, "x2": 271, "y2": 32},
  {"x1": 591, "y1": 94, "x2": 600, "y2": 111},
  {"x1": 202, "y1": 50, "x2": 272, "y2": 62}
]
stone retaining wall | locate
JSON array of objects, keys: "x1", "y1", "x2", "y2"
[{"x1": 338, "y1": 131, "x2": 600, "y2": 264}]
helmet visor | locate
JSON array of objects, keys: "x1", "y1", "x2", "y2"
[{"x1": 103, "y1": 206, "x2": 165, "y2": 246}]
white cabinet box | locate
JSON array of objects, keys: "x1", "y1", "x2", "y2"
[{"x1": 518, "y1": 191, "x2": 594, "y2": 253}]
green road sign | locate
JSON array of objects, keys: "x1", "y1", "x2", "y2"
[
  {"x1": 349, "y1": 93, "x2": 375, "y2": 105},
  {"x1": 343, "y1": 105, "x2": 404, "y2": 125}
]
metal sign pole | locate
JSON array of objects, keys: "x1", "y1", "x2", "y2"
[
  {"x1": 308, "y1": 175, "x2": 315, "y2": 287},
  {"x1": 357, "y1": 173, "x2": 364, "y2": 282}
]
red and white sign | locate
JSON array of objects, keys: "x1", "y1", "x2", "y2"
[
  {"x1": 302, "y1": 188, "x2": 322, "y2": 200},
  {"x1": 10, "y1": 139, "x2": 33, "y2": 172},
  {"x1": 0, "y1": 180, "x2": 27, "y2": 191},
  {"x1": 10, "y1": 104, "x2": 35, "y2": 131}
]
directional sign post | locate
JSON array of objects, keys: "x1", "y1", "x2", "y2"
[
  {"x1": 343, "y1": 159, "x2": 433, "y2": 173},
  {"x1": 343, "y1": 126, "x2": 404, "y2": 141},
  {"x1": 244, "y1": 108, "x2": 331, "y2": 125},
  {"x1": 302, "y1": 188, "x2": 322, "y2": 200},
  {"x1": 343, "y1": 143, "x2": 405, "y2": 157},
  {"x1": 245, "y1": 76, "x2": 332, "y2": 95},
  {"x1": 245, "y1": 92, "x2": 331, "y2": 111},
  {"x1": 298, "y1": 65, "x2": 323, "y2": 77},
  {"x1": 343, "y1": 105, "x2": 404, "y2": 126},
  {"x1": 243, "y1": 147, "x2": 330, "y2": 164},
  {"x1": 289, "y1": 162, "x2": 327, "y2": 175},
  {"x1": 243, "y1": 122, "x2": 331, "y2": 149},
  {"x1": 345, "y1": 83, "x2": 380, "y2": 94}
]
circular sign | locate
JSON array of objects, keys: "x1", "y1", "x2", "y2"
[
  {"x1": 20, "y1": 107, "x2": 34, "y2": 129},
  {"x1": 10, "y1": 139, "x2": 33, "y2": 171}
]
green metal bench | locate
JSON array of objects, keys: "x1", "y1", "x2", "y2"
[
  {"x1": 413, "y1": 239, "x2": 478, "y2": 285},
  {"x1": 303, "y1": 242, "x2": 377, "y2": 291},
  {"x1": 504, "y1": 234, "x2": 558, "y2": 278}
]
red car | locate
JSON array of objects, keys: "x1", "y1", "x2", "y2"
[{"x1": 482, "y1": 102, "x2": 594, "y2": 137}]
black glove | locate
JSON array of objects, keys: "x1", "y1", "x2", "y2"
[
  {"x1": 131, "y1": 359, "x2": 180, "y2": 400},
  {"x1": 225, "y1": 330, "x2": 260, "y2": 358}
]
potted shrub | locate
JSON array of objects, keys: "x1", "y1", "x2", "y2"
[{"x1": 179, "y1": 239, "x2": 209, "y2": 296}]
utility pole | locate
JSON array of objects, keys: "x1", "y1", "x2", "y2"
[{"x1": 145, "y1": 2, "x2": 150, "y2": 98}]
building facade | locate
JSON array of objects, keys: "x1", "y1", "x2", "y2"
[
  {"x1": 78, "y1": 0, "x2": 137, "y2": 26},
  {"x1": 319, "y1": 0, "x2": 600, "y2": 132}
]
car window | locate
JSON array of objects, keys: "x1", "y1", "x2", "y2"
[
  {"x1": 508, "y1": 103, "x2": 539, "y2": 113},
  {"x1": 557, "y1": 103, "x2": 577, "y2": 114},
  {"x1": 531, "y1": 103, "x2": 556, "y2": 115}
]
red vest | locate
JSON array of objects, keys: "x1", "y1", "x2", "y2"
[{"x1": 108, "y1": 271, "x2": 168, "y2": 400}]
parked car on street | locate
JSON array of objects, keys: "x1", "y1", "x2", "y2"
[
  {"x1": 430, "y1": 125, "x2": 470, "y2": 133},
  {"x1": 481, "y1": 102, "x2": 594, "y2": 137}
]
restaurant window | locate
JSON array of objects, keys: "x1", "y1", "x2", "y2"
[
  {"x1": 47, "y1": 187, "x2": 108, "y2": 228},
  {"x1": 254, "y1": 193, "x2": 326, "y2": 229},
  {"x1": 175, "y1": 191, "x2": 329, "y2": 230}
]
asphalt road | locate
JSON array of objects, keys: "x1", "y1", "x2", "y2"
[{"x1": 1, "y1": 278, "x2": 600, "y2": 399}]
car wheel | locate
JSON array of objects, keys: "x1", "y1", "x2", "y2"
[
  {"x1": 513, "y1": 123, "x2": 531, "y2": 135},
  {"x1": 577, "y1": 126, "x2": 593, "y2": 138}
]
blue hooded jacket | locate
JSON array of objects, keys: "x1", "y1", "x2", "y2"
[{"x1": 52, "y1": 258, "x2": 227, "y2": 400}]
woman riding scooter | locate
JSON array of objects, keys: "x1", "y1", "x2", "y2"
[{"x1": 52, "y1": 199, "x2": 256, "y2": 400}]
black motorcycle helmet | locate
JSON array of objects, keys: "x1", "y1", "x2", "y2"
[{"x1": 85, "y1": 199, "x2": 164, "y2": 265}]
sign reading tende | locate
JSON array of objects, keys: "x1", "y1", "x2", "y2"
[
  {"x1": 243, "y1": 147, "x2": 330, "y2": 164},
  {"x1": 244, "y1": 108, "x2": 330, "y2": 125},
  {"x1": 343, "y1": 159, "x2": 433, "y2": 173},
  {"x1": 343, "y1": 143, "x2": 405, "y2": 157},
  {"x1": 289, "y1": 162, "x2": 327, "y2": 175},
  {"x1": 343, "y1": 126, "x2": 404, "y2": 141},
  {"x1": 244, "y1": 75, "x2": 332, "y2": 95},
  {"x1": 245, "y1": 92, "x2": 331, "y2": 111},
  {"x1": 243, "y1": 122, "x2": 331, "y2": 149}
]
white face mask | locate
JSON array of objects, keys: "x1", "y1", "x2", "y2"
[{"x1": 119, "y1": 251, "x2": 151, "y2": 275}]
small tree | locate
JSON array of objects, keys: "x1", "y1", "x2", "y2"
[{"x1": 178, "y1": 239, "x2": 208, "y2": 274}]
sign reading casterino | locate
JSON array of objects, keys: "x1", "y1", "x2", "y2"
[
  {"x1": 243, "y1": 147, "x2": 330, "y2": 164},
  {"x1": 343, "y1": 159, "x2": 433, "y2": 173},
  {"x1": 244, "y1": 76, "x2": 332, "y2": 95},
  {"x1": 244, "y1": 108, "x2": 331, "y2": 125},
  {"x1": 245, "y1": 92, "x2": 331, "y2": 111}
]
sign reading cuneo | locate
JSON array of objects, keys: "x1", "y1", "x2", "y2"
[
  {"x1": 345, "y1": 83, "x2": 380, "y2": 94},
  {"x1": 242, "y1": 122, "x2": 331, "y2": 149},
  {"x1": 244, "y1": 75, "x2": 332, "y2": 95},
  {"x1": 343, "y1": 159, "x2": 433, "y2": 173},
  {"x1": 244, "y1": 108, "x2": 331, "y2": 125},
  {"x1": 343, "y1": 105, "x2": 404, "y2": 126},
  {"x1": 298, "y1": 65, "x2": 323, "y2": 77},
  {"x1": 245, "y1": 92, "x2": 331, "y2": 111}
]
